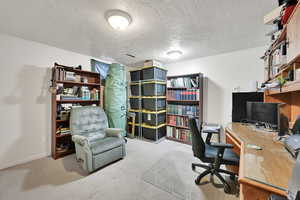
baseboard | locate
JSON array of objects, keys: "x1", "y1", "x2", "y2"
[{"x1": 0, "y1": 152, "x2": 50, "y2": 170}]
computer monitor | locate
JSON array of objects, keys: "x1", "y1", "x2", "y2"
[{"x1": 246, "y1": 102, "x2": 280, "y2": 128}]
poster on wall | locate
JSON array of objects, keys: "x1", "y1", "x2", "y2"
[{"x1": 91, "y1": 59, "x2": 109, "y2": 81}]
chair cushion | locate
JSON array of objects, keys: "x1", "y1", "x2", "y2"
[
  {"x1": 86, "y1": 131, "x2": 106, "y2": 142},
  {"x1": 90, "y1": 137, "x2": 124, "y2": 155},
  {"x1": 205, "y1": 144, "x2": 239, "y2": 165}
]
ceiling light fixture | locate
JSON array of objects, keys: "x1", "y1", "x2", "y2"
[
  {"x1": 106, "y1": 9, "x2": 132, "y2": 30},
  {"x1": 167, "y1": 50, "x2": 183, "y2": 59}
]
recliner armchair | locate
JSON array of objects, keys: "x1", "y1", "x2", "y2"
[
  {"x1": 70, "y1": 106, "x2": 126, "y2": 173},
  {"x1": 189, "y1": 118, "x2": 239, "y2": 193}
]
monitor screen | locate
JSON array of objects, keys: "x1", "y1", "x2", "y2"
[{"x1": 246, "y1": 102, "x2": 279, "y2": 126}]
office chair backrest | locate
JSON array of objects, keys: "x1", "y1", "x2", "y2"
[{"x1": 189, "y1": 117, "x2": 205, "y2": 159}]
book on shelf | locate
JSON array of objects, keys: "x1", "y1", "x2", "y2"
[
  {"x1": 167, "y1": 126, "x2": 192, "y2": 143},
  {"x1": 56, "y1": 67, "x2": 88, "y2": 82},
  {"x1": 167, "y1": 115, "x2": 189, "y2": 127},
  {"x1": 167, "y1": 76, "x2": 199, "y2": 88},
  {"x1": 167, "y1": 89, "x2": 200, "y2": 100},
  {"x1": 167, "y1": 104, "x2": 199, "y2": 117}
]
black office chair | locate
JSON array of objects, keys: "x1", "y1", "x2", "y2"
[{"x1": 189, "y1": 117, "x2": 239, "y2": 193}]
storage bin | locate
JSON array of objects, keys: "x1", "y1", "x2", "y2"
[
  {"x1": 130, "y1": 83, "x2": 141, "y2": 96},
  {"x1": 142, "y1": 81, "x2": 166, "y2": 96},
  {"x1": 130, "y1": 70, "x2": 142, "y2": 82},
  {"x1": 142, "y1": 97, "x2": 166, "y2": 111},
  {"x1": 142, "y1": 110, "x2": 166, "y2": 126},
  {"x1": 142, "y1": 66, "x2": 167, "y2": 81},
  {"x1": 142, "y1": 124, "x2": 166, "y2": 141},
  {"x1": 129, "y1": 97, "x2": 141, "y2": 110}
]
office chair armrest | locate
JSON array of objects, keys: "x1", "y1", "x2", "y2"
[
  {"x1": 210, "y1": 143, "x2": 233, "y2": 149},
  {"x1": 205, "y1": 132, "x2": 219, "y2": 144}
]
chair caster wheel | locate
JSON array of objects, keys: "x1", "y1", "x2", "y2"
[
  {"x1": 230, "y1": 175, "x2": 236, "y2": 181},
  {"x1": 224, "y1": 185, "x2": 231, "y2": 193},
  {"x1": 192, "y1": 164, "x2": 196, "y2": 171}
]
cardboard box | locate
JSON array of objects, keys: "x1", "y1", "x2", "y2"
[
  {"x1": 264, "y1": 5, "x2": 284, "y2": 25},
  {"x1": 144, "y1": 60, "x2": 163, "y2": 68}
]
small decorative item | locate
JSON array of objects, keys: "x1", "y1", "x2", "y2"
[
  {"x1": 81, "y1": 77, "x2": 88, "y2": 83},
  {"x1": 278, "y1": 76, "x2": 286, "y2": 92}
]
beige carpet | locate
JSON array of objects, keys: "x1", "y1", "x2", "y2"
[{"x1": 0, "y1": 139, "x2": 238, "y2": 200}]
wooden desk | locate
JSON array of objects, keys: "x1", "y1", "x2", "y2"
[{"x1": 225, "y1": 123, "x2": 295, "y2": 200}]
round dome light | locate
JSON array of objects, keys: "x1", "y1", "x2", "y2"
[
  {"x1": 167, "y1": 50, "x2": 183, "y2": 59},
  {"x1": 106, "y1": 10, "x2": 132, "y2": 30}
]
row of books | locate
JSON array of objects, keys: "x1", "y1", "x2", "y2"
[
  {"x1": 56, "y1": 68, "x2": 89, "y2": 83},
  {"x1": 167, "y1": 89, "x2": 200, "y2": 101},
  {"x1": 167, "y1": 126, "x2": 192, "y2": 143},
  {"x1": 167, "y1": 105, "x2": 199, "y2": 116},
  {"x1": 167, "y1": 116, "x2": 189, "y2": 128},
  {"x1": 167, "y1": 77, "x2": 199, "y2": 88}
]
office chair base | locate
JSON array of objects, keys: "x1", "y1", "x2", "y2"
[{"x1": 192, "y1": 163, "x2": 237, "y2": 193}]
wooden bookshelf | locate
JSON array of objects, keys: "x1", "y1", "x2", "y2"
[
  {"x1": 51, "y1": 63, "x2": 101, "y2": 159},
  {"x1": 166, "y1": 73, "x2": 204, "y2": 145}
]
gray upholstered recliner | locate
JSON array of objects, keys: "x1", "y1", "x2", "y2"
[{"x1": 70, "y1": 106, "x2": 126, "y2": 173}]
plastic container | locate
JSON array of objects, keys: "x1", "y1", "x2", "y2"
[
  {"x1": 142, "y1": 110, "x2": 166, "y2": 126},
  {"x1": 142, "y1": 97, "x2": 166, "y2": 111},
  {"x1": 142, "y1": 81, "x2": 166, "y2": 96},
  {"x1": 142, "y1": 124, "x2": 166, "y2": 141},
  {"x1": 130, "y1": 70, "x2": 142, "y2": 82},
  {"x1": 142, "y1": 66, "x2": 167, "y2": 81},
  {"x1": 130, "y1": 83, "x2": 141, "y2": 96},
  {"x1": 129, "y1": 97, "x2": 141, "y2": 110}
]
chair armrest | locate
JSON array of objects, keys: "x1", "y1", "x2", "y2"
[
  {"x1": 210, "y1": 143, "x2": 233, "y2": 149},
  {"x1": 205, "y1": 132, "x2": 220, "y2": 144},
  {"x1": 105, "y1": 128, "x2": 122, "y2": 138},
  {"x1": 72, "y1": 135, "x2": 89, "y2": 146}
]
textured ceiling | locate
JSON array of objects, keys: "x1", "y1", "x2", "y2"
[{"x1": 0, "y1": 0, "x2": 276, "y2": 65}]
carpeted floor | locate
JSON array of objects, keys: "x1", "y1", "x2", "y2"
[{"x1": 0, "y1": 139, "x2": 238, "y2": 200}]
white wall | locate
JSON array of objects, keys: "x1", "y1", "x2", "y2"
[
  {"x1": 166, "y1": 46, "x2": 265, "y2": 126},
  {"x1": 0, "y1": 34, "x2": 112, "y2": 169}
]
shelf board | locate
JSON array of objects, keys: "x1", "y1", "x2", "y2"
[
  {"x1": 167, "y1": 124, "x2": 190, "y2": 130},
  {"x1": 166, "y1": 136, "x2": 191, "y2": 145},
  {"x1": 167, "y1": 87, "x2": 199, "y2": 90},
  {"x1": 56, "y1": 134, "x2": 71, "y2": 138},
  {"x1": 56, "y1": 120, "x2": 69, "y2": 123},
  {"x1": 167, "y1": 73, "x2": 200, "y2": 79},
  {"x1": 167, "y1": 113, "x2": 199, "y2": 118},
  {"x1": 57, "y1": 100, "x2": 100, "y2": 103},
  {"x1": 266, "y1": 80, "x2": 300, "y2": 95},
  {"x1": 55, "y1": 64, "x2": 100, "y2": 76},
  {"x1": 56, "y1": 80, "x2": 100, "y2": 86},
  {"x1": 167, "y1": 99, "x2": 199, "y2": 104}
]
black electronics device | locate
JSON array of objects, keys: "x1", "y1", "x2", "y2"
[
  {"x1": 232, "y1": 92, "x2": 264, "y2": 122},
  {"x1": 246, "y1": 102, "x2": 289, "y2": 136},
  {"x1": 246, "y1": 102, "x2": 279, "y2": 126},
  {"x1": 292, "y1": 115, "x2": 300, "y2": 135}
]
